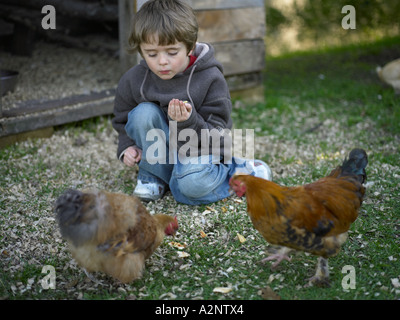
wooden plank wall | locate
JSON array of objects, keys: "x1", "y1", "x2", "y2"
[{"x1": 120, "y1": 0, "x2": 266, "y2": 94}]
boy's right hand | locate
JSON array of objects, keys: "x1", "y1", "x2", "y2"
[
  {"x1": 123, "y1": 146, "x2": 142, "y2": 167},
  {"x1": 168, "y1": 99, "x2": 192, "y2": 122}
]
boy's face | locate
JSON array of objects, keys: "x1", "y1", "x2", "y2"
[{"x1": 140, "y1": 36, "x2": 193, "y2": 80}]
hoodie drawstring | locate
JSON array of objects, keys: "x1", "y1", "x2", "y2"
[
  {"x1": 186, "y1": 65, "x2": 196, "y2": 108},
  {"x1": 140, "y1": 69, "x2": 149, "y2": 101}
]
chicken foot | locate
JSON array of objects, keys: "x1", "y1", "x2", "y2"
[
  {"x1": 305, "y1": 257, "x2": 330, "y2": 287},
  {"x1": 83, "y1": 268, "x2": 104, "y2": 286},
  {"x1": 261, "y1": 246, "x2": 292, "y2": 269}
]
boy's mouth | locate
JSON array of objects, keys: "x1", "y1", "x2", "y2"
[{"x1": 160, "y1": 70, "x2": 171, "y2": 75}]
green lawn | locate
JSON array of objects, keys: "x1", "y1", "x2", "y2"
[{"x1": 1, "y1": 36, "x2": 399, "y2": 300}]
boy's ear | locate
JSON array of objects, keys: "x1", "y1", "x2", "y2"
[{"x1": 188, "y1": 46, "x2": 195, "y2": 56}]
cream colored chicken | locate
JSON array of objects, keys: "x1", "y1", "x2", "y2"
[
  {"x1": 55, "y1": 189, "x2": 178, "y2": 283},
  {"x1": 376, "y1": 58, "x2": 400, "y2": 94}
]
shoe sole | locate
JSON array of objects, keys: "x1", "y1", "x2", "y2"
[
  {"x1": 133, "y1": 191, "x2": 165, "y2": 202},
  {"x1": 253, "y1": 159, "x2": 273, "y2": 181}
]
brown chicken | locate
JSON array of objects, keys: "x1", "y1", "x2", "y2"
[
  {"x1": 376, "y1": 58, "x2": 400, "y2": 94},
  {"x1": 229, "y1": 148, "x2": 368, "y2": 286},
  {"x1": 54, "y1": 189, "x2": 178, "y2": 283}
]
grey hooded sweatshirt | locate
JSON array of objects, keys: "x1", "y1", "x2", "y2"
[{"x1": 112, "y1": 42, "x2": 233, "y2": 160}]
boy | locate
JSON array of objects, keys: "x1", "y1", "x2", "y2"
[{"x1": 112, "y1": 0, "x2": 272, "y2": 204}]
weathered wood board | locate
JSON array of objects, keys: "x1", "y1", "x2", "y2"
[
  {"x1": 213, "y1": 40, "x2": 265, "y2": 77},
  {"x1": 196, "y1": 8, "x2": 265, "y2": 43},
  {"x1": 0, "y1": 93, "x2": 115, "y2": 138},
  {"x1": 141, "y1": 0, "x2": 264, "y2": 10}
]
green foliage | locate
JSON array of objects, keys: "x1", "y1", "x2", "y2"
[
  {"x1": 266, "y1": 5, "x2": 288, "y2": 32},
  {"x1": 294, "y1": 0, "x2": 400, "y2": 35},
  {"x1": 265, "y1": 0, "x2": 400, "y2": 54}
]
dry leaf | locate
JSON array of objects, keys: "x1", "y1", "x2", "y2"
[
  {"x1": 233, "y1": 198, "x2": 243, "y2": 203},
  {"x1": 213, "y1": 287, "x2": 232, "y2": 294},
  {"x1": 169, "y1": 241, "x2": 187, "y2": 250},
  {"x1": 237, "y1": 233, "x2": 246, "y2": 243},
  {"x1": 221, "y1": 206, "x2": 228, "y2": 213},
  {"x1": 177, "y1": 251, "x2": 190, "y2": 258},
  {"x1": 200, "y1": 230, "x2": 207, "y2": 238},
  {"x1": 260, "y1": 286, "x2": 281, "y2": 300},
  {"x1": 64, "y1": 278, "x2": 79, "y2": 289},
  {"x1": 1, "y1": 250, "x2": 9, "y2": 257}
]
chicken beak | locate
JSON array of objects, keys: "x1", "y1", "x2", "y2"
[{"x1": 228, "y1": 180, "x2": 235, "y2": 196}]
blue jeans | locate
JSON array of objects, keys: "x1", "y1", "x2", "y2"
[{"x1": 125, "y1": 102, "x2": 248, "y2": 205}]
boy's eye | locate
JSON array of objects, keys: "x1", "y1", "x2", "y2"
[{"x1": 146, "y1": 51, "x2": 177, "y2": 58}]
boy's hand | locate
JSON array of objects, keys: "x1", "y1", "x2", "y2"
[
  {"x1": 123, "y1": 146, "x2": 142, "y2": 167},
  {"x1": 168, "y1": 99, "x2": 192, "y2": 122}
]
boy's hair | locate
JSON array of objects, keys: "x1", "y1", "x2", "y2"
[{"x1": 128, "y1": 0, "x2": 198, "y2": 55}]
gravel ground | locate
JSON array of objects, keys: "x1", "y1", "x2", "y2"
[
  {"x1": 1, "y1": 41, "x2": 399, "y2": 300},
  {"x1": 1, "y1": 40, "x2": 120, "y2": 110},
  {"x1": 1, "y1": 107, "x2": 399, "y2": 299}
]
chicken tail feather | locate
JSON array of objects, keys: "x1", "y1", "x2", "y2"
[
  {"x1": 340, "y1": 148, "x2": 368, "y2": 183},
  {"x1": 55, "y1": 189, "x2": 99, "y2": 246},
  {"x1": 55, "y1": 189, "x2": 85, "y2": 227}
]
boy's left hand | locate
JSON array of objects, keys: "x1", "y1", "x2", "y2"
[{"x1": 168, "y1": 99, "x2": 192, "y2": 122}]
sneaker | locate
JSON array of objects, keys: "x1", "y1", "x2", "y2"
[
  {"x1": 133, "y1": 180, "x2": 167, "y2": 202},
  {"x1": 246, "y1": 159, "x2": 273, "y2": 181}
]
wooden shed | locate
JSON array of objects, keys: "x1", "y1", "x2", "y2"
[{"x1": 0, "y1": 0, "x2": 266, "y2": 145}]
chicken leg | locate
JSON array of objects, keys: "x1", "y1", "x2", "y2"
[{"x1": 305, "y1": 257, "x2": 330, "y2": 287}]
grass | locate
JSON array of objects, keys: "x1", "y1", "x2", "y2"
[{"x1": 1, "y1": 36, "x2": 400, "y2": 301}]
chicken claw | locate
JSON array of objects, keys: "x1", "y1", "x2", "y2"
[
  {"x1": 261, "y1": 247, "x2": 292, "y2": 269},
  {"x1": 83, "y1": 268, "x2": 104, "y2": 286},
  {"x1": 262, "y1": 253, "x2": 292, "y2": 269},
  {"x1": 304, "y1": 275, "x2": 330, "y2": 288}
]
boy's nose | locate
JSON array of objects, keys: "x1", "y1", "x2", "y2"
[{"x1": 158, "y1": 54, "x2": 168, "y2": 65}]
